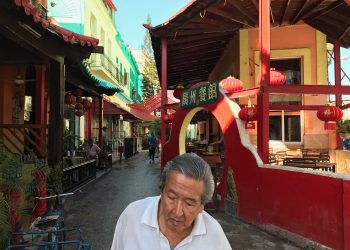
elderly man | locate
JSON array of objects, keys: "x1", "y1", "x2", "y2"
[
  {"x1": 111, "y1": 153, "x2": 231, "y2": 250},
  {"x1": 85, "y1": 139, "x2": 101, "y2": 159}
]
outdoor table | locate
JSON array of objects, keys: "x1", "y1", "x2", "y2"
[{"x1": 283, "y1": 157, "x2": 336, "y2": 173}]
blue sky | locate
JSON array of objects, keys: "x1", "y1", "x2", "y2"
[{"x1": 114, "y1": 0, "x2": 191, "y2": 48}]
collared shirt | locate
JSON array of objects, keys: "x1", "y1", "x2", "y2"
[
  {"x1": 110, "y1": 196, "x2": 232, "y2": 250},
  {"x1": 85, "y1": 144, "x2": 101, "y2": 157}
]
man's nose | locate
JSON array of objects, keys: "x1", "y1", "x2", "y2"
[{"x1": 174, "y1": 201, "x2": 184, "y2": 216}]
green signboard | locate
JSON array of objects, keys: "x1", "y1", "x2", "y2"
[{"x1": 180, "y1": 82, "x2": 219, "y2": 109}]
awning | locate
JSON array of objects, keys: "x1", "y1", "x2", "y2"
[
  {"x1": 148, "y1": 0, "x2": 350, "y2": 88},
  {"x1": 80, "y1": 61, "x2": 122, "y2": 96},
  {"x1": 128, "y1": 91, "x2": 178, "y2": 113},
  {"x1": 103, "y1": 100, "x2": 157, "y2": 122}
]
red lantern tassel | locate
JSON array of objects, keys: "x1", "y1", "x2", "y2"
[
  {"x1": 245, "y1": 121, "x2": 255, "y2": 129},
  {"x1": 324, "y1": 121, "x2": 336, "y2": 130}
]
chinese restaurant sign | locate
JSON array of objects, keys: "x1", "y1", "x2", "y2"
[{"x1": 180, "y1": 82, "x2": 219, "y2": 109}]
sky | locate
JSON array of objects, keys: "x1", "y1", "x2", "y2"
[{"x1": 114, "y1": 0, "x2": 191, "y2": 48}]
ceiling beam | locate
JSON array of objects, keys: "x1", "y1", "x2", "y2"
[
  {"x1": 303, "y1": 1, "x2": 344, "y2": 23},
  {"x1": 226, "y1": 0, "x2": 257, "y2": 25},
  {"x1": 191, "y1": 16, "x2": 233, "y2": 27},
  {"x1": 291, "y1": 1, "x2": 309, "y2": 24},
  {"x1": 249, "y1": 0, "x2": 259, "y2": 12},
  {"x1": 169, "y1": 46, "x2": 225, "y2": 58},
  {"x1": 339, "y1": 25, "x2": 350, "y2": 41},
  {"x1": 279, "y1": 0, "x2": 293, "y2": 25},
  {"x1": 207, "y1": 7, "x2": 255, "y2": 28},
  {"x1": 310, "y1": 18, "x2": 344, "y2": 39},
  {"x1": 168, "y1": 52, "x2": 220, "y2": 64},
  {"x1": 168, "y1": 27, "x2": 235, "y2": 38},
  {"x1": 165, "y1": 32, "x2": 234, "y2": 45},
  {"x1": 167, "y1": 36, "x2": 233, "y2": 52},
  {"x1": 168, "y1": 66, "x2": 217, "y2": 74}
]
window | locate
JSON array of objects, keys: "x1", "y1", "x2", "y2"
[
  {"x1": 124, "y1": 71, "x2": 128, "y2": 85},
  {"x1": 270, "y1": 58, "x2": 302, "y2": 105},
  {"x1": 271, "y1": 58, "x2": 302, "y2": 85},
  {"x1": 269, "y1": 111, "x2": 301, "y2": 143}
]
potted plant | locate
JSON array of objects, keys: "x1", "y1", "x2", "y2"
[
  {"x1": 0, "y1": 152, "x2": 23, "y2": 242},
  {"x1": 63, "y1": 128, "x2": 81, "y2": 156},
  {"x1": 337, "y1": 120, "x2": 350, "y2": 139},
  {"x1": 25, "y1": 156, "x2": 50, "y2": 220},
  {"x1": 0, "y1": 196, "x2": 10, "y2": 249}
]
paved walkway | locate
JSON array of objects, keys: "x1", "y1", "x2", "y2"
[{"x1": 64, "y1": 151, "x2": 301, "y2": 249}]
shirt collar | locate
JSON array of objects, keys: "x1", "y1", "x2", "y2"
[
  {"x1": 140, "y1": 195, "x2": 207, "y2": 236},
  {"x1": 141, "y1": 196, "x2": 161, "y2": 229}
]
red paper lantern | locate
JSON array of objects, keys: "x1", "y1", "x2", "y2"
[
  {"x1": 317, "y1": 105, "x2": 343, "y2": 130},
  {"x1": 173, "y1": 85, "x2": 185, "y2": 99},
  {"x1": 64, "y1": 93, "x2": 76, "y2": 105},
  {"x1": 75, "y1": 109, "x2": 84, "y2": 117},
  {"x1": 76, "y1": 96, "x2": 83, "y2": 104},
  {"x1": 82, "y1": 99, "x2": 92, "y2": 109},
  {"x1": 75, "y1": 103, "x2": 83, "y2": 110},
  {"x1": 219, "y1": 76, "x2": 243, "y2": 93},
  {"x1": 239, "y1": 107, "x2": 257, "y2": 129},
  {"x1": 270, "y1": 69, "x2": 286, "y2": 85},
  {"x1": 163, "y1": 114, "x2": 173, "y2": 124}
]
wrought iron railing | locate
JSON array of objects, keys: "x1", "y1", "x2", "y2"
[
  {"x1": 0, "y1": 124, "x2": 48, "y2": 157},
  {"x1": 62, "y1": 159, "x2": 96, "y2": 192}
]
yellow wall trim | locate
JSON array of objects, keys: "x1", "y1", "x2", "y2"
[{"x1": 254, "y1": 48, "x2": 311, "y2": 86}]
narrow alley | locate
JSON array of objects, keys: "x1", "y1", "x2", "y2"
[{"x1": 64, "y1": 151, "x2": 301, "y2": 250}]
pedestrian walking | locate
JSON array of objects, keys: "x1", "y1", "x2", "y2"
[
  {"x1": 147, "y1": 133, "x2": 156, "y2": 163},
  {"x1": 110, "y1": 153, "x2": 232, "y2": 250}
]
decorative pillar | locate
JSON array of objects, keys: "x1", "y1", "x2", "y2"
[
  {"x1": 85, "y1": 105, "x2": 93, "y2": 139},
  {"x1": 334, "y1": 41, "x2": 343, "y2": 149},
  {"x1": 161, "y1": 38, "x2": 168, "y2": 171},
  {"x1": 48, "y1": 59, "x2": 64, "y2": 166},
  {"x1": 35, "y1": 66, "x2": 46, "y2": 157},
  {"x1": 257, "y1": 0, "x2": 270, "y2": 163},
  {"x1": 98, "y1": 96, "x2": 103, "y2": 149}
]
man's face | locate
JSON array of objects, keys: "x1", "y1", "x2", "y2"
[{"x1": 159, "y1": 171, "x2": 204, "y2": 235}]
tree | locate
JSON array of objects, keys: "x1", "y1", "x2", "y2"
[{"x1": 141, "y1": 15, "x2": 160, "y2": 99}]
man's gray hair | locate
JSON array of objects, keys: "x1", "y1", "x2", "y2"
[{"x1": 160, "y1": 153, "x2": 215, "y2": 205}]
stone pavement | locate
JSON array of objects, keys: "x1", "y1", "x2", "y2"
[{"x1": 64, "y1": 151, "x2": 301, "y2": 250}]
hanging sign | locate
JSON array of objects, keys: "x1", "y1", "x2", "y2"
[{"x1": 180, "y1": 82, "x2": 219, "y2": 109}]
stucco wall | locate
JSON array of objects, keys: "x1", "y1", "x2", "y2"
[{"x1": 244, "y1": 24, "x2": 330, "y2": 150}]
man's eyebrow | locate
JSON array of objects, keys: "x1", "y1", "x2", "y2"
[{"x1": 166, "y1": 188, "x2": 199, "y2": 203}]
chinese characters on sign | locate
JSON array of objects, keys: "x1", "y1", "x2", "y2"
[{"x1": 180, "y1": 82, "x2": 219, "y2": 109}]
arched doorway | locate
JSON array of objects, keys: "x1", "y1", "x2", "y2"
[{"x1": 162, "y1": 89, "x2": 262, "y2": 220}]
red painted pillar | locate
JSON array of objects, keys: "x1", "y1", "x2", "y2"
[
  {"x1": 161, "y1": 38, "x2": 168, "y2": 171},
  {"x1": 334, "y1": 41, "x2": 343, "y2": 149},
  {"x1": 344, "y1": 180, "x2": 350, "y2": 250},
  {"x1": 257, "y1": 0, "x2": 270, "y2": 163},
  {"x1": 85, "y1": 104, "x2": 92, "y2": 139},
  {"x1": 35, "y1": 66, "x2": 46, "y2": 156},
  {"x1": 98, "y1": 96, "x2": 103, "y2": 149}
]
